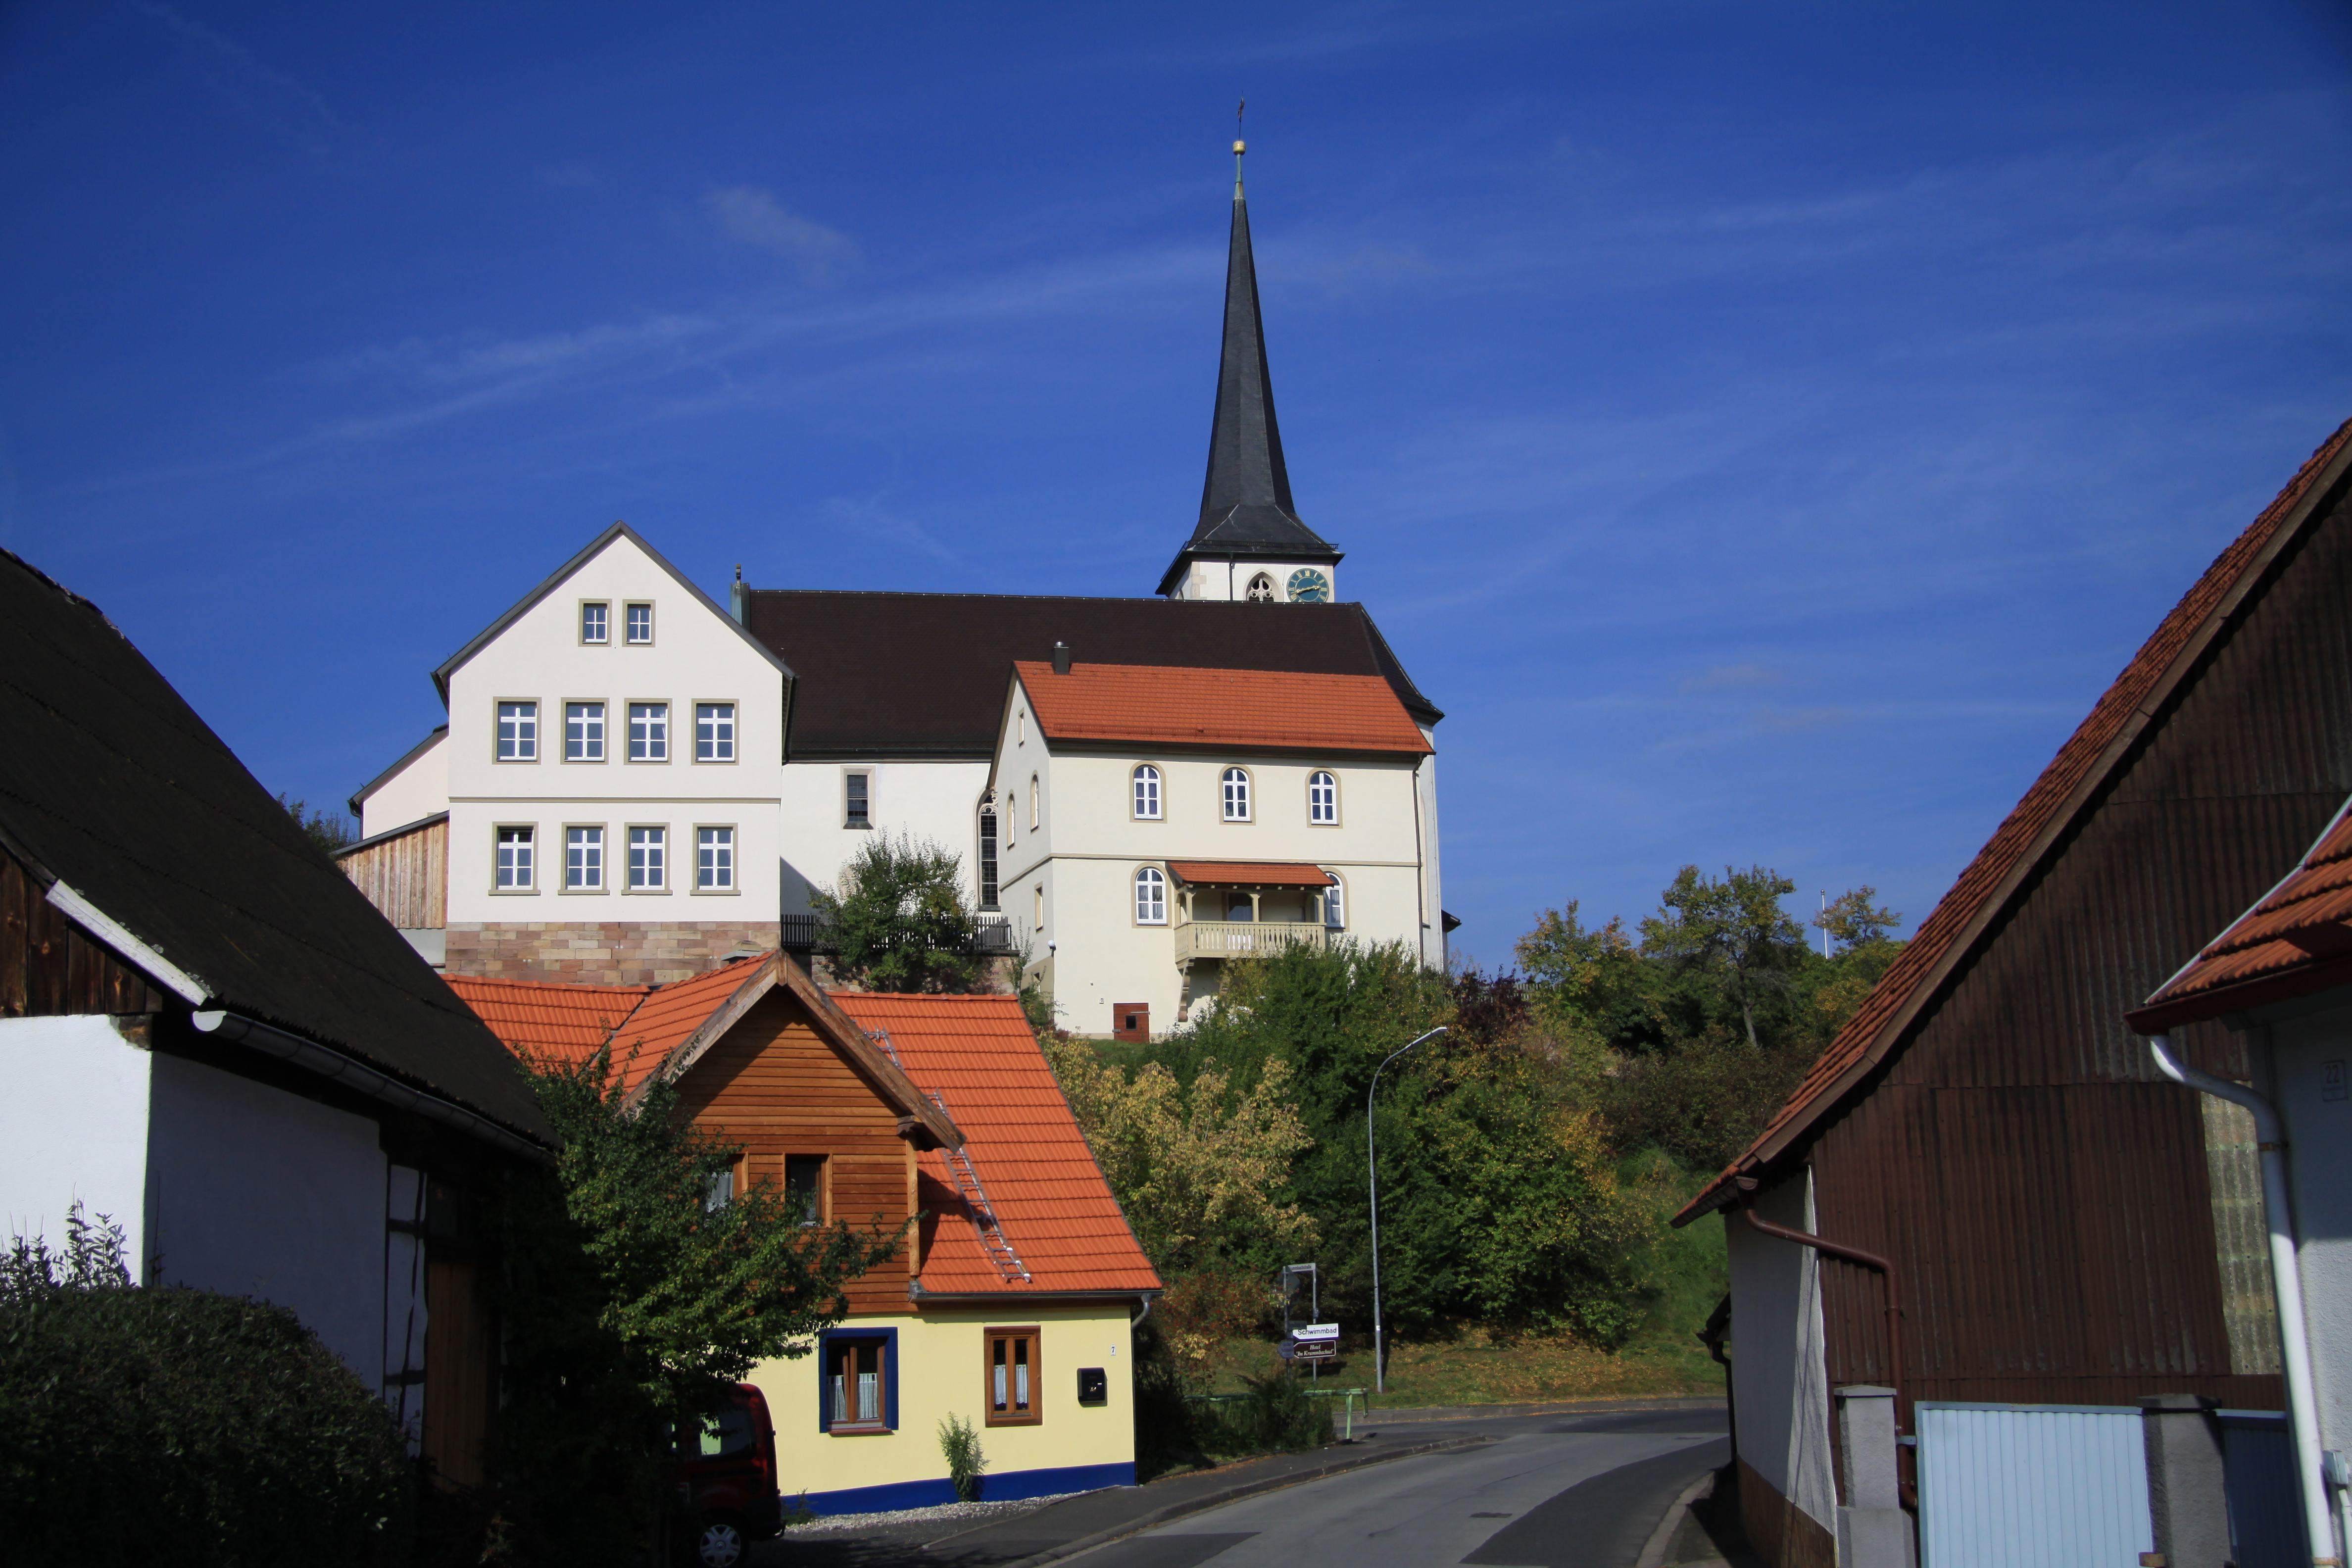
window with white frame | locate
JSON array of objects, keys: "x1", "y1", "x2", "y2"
[
  {"x1": 1033, "y1": 884, "x2": 1043, "y2": 928},
  {"x1": 1221, "y1": 767, "x2": 1251, "y2": 822},
  {"x1": 628, "y1": 826, "x2": 666, "y2": 890},
  {"x1": 496, "y1": 702, "x2": 538, "y2": 761},
  {"x1": 696, "y1": 826, "x2": 735, "y2": 889},
  {"x1": 845, "y1": 771, "x2": 872, "y2": 829},
  {"x1": 696, "y1": 703, "x2": 736, "y2": 762},
  {"x1": 1309, "y1": 770, "x2": 1338, "y2": 825},
  {"x1": 628, "y1": 703, "x2": 668, "y2": 762},
  {"x1": 565, "y1": 702, "x2": 606, "y2": 762},
  {"x1": 978, "y1": 803, "x2": 999, "y2": 910},
  {"x1": 566, "y1": 826, "x2": 604, "y2": 889},
  {"x1": 625, "y1": 602, "x2": 653, "y2": 644},
  {"x1": 495, "y1": 826, "x2": 535, "y2": 889},
  {"x1": 1029, "y1": 776, "x2": 1039, "y2": 832},
  {"x1": 1132, "y1": 765, "x2": 1162, "y2": 820},
  {"x1": 581, "y1": 602, "x2": 609, "y2": 644},
  {"x1": 1134, "y1": 867, "x2": 1167, "y2": 925},
  {"x1": 1322, "y1": 875, "x2": 1345, "y2": 929}
]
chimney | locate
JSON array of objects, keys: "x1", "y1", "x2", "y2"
[{"x1": 1052, "y1": 642, "x2": 1072, "y2": 676}]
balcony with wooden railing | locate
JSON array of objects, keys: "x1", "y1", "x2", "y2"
[{"x1": 1174, "y1": 920, "x2": 1334, "y2": 963}]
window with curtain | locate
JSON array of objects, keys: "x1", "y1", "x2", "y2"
[
  {"x1": 986, "y1": 1328, "x2": 1040, "y2": 1425},
  {"x1": 827, "y1": 1338, "x2": 887, "y2": 1431}
]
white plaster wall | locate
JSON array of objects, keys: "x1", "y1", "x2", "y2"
[
  {"x1": 442, "y1": 531, "x2": 787, "y2": 924},
  {"x1": 1174, "y1": 559, "x2": 1336, "y2": 602},
  {"x1": 357, "y1": 732, "x2": 449, "y2": 839},
  {"x1": 146, "y1": 1052, "x2": 389, "y2": 1389},
  {"x1": 776, "y1": 758, "x2": 993, "y2": 916},
  {"x1": 1722, "y1": 1172, "x2": 1838, "y2": 1537},
  {"x1": 1414, "y1": 740, "x2": 1443, "y2": 969},
  {"x1": 2260, "y1": 1006, "x2": 2352, "y2": 1460},
  {"x1": 0, "y1": 1015, "x2": 153, "y2": 1280}
]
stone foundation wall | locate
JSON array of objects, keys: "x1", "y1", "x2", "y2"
[{"x1": 446, "y1": 921, "x2": 780, "y2": 986}]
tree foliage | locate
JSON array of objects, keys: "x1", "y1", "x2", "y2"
[
  {"x1": 492, "y1": 1045, "x2": 903, "y2": 1562},
  {"x1": 813, "y1": 832, "x2": 979, "y2": 992},
  {"x1": 1639, "y1": 865, "x2": 1807, "y2": 1049},
  {"x1": 277, "y1": 792, "x2": 357, "y2": 853}
]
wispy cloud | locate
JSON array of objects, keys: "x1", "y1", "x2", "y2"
[
  {"x1": 703, "y1": 186, "x2": 860, "y2": 283},
  {"x1": 129, "y1": 1, "x2": 342, "y2": 151}
]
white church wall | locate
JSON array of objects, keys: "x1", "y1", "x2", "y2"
[
  {"x1": 356, "y1": 730, "x2": 449, "y2": 839},
  {"x1": 776, "y1": 758, "x2": 993, "y2": 916},
  {"x1": 0, "y1": 1014, "x2": 153, "y2": 1281}
]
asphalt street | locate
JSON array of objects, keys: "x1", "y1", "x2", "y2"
[{"x1": 1070, "y1": 1407, "x2": 1729, "y2": 1568}]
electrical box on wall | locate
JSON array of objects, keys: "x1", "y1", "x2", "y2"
[{"x1": 1077, "y1": 1367, "x2": 1108, "y2": 1406}]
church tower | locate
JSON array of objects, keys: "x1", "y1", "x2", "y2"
[{"x1": 1157, "y1": 139, "x2": 1344, "y2": 603}]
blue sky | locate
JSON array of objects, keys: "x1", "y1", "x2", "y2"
[{"x1": 3, "y1": 2, "x2": 2349, "y2": 962}]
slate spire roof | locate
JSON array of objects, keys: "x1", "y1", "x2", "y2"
[{"x1": 1157, "y1": 147, "x2": 1341, "y2": 596}]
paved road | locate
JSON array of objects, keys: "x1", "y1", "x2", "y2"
[{"x1": 1072, "y1": 1408, "x2": 1729, "y2": 1568}]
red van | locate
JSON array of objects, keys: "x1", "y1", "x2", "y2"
[{"x1": 674, "y1": 1383, "x2": 784, "y2": 1568}]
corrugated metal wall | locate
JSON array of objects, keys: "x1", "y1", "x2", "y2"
[
  {"x1": 338, "y1": 816, "x2": 446, "y2": 931},
  {"x1": 1915, "y1": 1403, "x2": 2151, "y2": 1568},
  {"x1": 1803, "y1": 479, "x2": 2352, "y2": 1421}
]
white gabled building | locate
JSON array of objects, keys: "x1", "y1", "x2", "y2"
[{"x1": 342, "y1": 146, "x2": 1451, "y2": 1024}]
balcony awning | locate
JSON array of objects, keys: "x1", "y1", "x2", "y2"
[{"x1": 1166, "y1": 861, "x2": 1335, "y2": 888}]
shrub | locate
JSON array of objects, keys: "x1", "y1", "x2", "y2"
[
  {"x1": 938, "y1": 1413, "x2": 987, "y2": 1502},
  {"x1": 0, "y1": 1212, "x2": 415, "y2": 1568}
]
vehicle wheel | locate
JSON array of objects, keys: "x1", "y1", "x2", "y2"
[{"x1": 695, "y1": 1513, "x2": 748, "y2": 1568}]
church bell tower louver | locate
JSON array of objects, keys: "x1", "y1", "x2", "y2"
[{"x1": 1156, "y1": 137, "x2": 1344, "y2": 603}]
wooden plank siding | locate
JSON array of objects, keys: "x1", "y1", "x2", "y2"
[
  {"x1": 338, "y1": 816, "x2": 447, "y2": 930},
  {"x1": 673, "y1": 988, "x2": 919, "y2": 1315},
  {"x1": 1, "y1": 846, "x2": 165, "y2": 1017}
]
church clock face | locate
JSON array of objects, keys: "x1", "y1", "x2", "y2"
[{"x1": 1286, "y1": 568, "x2": 1331, "y2": 603}]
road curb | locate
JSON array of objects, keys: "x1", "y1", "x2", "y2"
[
  {"x1": 995, "y1": 1433, "x2": 1495, "y2": 1568},
  {"x1": 1632, "y1": 1463, "x2": 1718, "y2": 1568},
  {"x1": 1372, "y1": 1395, "x2": 1728, "y2": 1425}
]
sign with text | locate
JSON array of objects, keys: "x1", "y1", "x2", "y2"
[{"x1": 1285, "y1": 1323, "x2": 1340, "y2": 1361}]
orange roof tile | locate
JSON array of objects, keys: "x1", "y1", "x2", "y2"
[
  {"x1": 1166, "y1": 860, "x2": 1334, "y2": 887},
  {"x1": 1015, "y1": 660, "x2": 1432, "y2": 755},
  {"x1": 2129, "y1": 796, "x2": 2352, "y2": 1031},
  {"x1": 830, "y1": 992, "x2": 1161, "y2": 1299},
  {"x1": 1680, "y1": 416, "x2": 2352, "y2": 1224},
  {"x1": 444, "y1": 972, "x2": 650, "y2": 1069}
]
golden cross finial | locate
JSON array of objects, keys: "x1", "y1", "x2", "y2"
[{"x1": 1234, "y1": 97, "x2": 1245, "y2": 156}]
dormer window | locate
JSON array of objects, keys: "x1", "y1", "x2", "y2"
[
  {"x1": 1246, "y1": 573, "x2": 1275, "y2": 602},
  {"x1": 625, "y1": 603, "x2": 653, "y2": 644},
  {"x1": 581, "y1": 602, "x2": 609, "y2": 644}
]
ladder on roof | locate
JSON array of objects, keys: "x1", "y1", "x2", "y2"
[
  {"x1": 864, "y1": 1029, "x2": 900, "y2": 1065},
  {"x1": 928, "y1": 1090, "x2": 1031, "y2": 1284}
]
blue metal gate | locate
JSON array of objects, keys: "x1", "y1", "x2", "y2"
[
  {"x1": 1915, "y1": 1403, "x2": 2152, "y2": 1568},
  {"x1": 2219, "y1": 1410, "x2": 2304, "y2": 1568}
]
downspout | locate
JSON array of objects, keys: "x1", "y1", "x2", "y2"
[
  {"x1": 1739, "y1": 1205, "x2": 1908, "y2": 1439},
  {"x1": 1132, "y1": 1295, "x2": 1154, "y2": 1329},
  {"x1": 2149, "y1": 1034, "x2": 2339, "y2": 1567}
]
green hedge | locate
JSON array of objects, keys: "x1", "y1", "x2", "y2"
[{"x1": 0, "y1": 1273, "x2": 415, "y2": 1568}]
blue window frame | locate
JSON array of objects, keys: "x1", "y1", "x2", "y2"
[{"x1": 816, "y1": 1327, "x2": 898, "y2": 1432}]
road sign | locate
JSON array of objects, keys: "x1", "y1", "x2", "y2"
[{"x1": 1284, "y1": 1323, "x2": 1340, "y2": 1361}]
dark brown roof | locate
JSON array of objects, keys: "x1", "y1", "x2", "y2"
[
  {"x1": 1679, "y1": 416, "x2": 2352, "y2": 1224},
  {"x1": 0, "y1": 549, "x2": 550, "y2": 1146},
  {"x1": 2127, "y1": 794, "x2": 2352, "y2": 1032},
  {"x1": 744, "y1": 590, "x2": 1439, "y2": 759}
]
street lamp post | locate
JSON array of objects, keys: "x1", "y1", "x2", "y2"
[{"x1": 1368, "y1": 1026, "x2": 1446, "y2": 1395}]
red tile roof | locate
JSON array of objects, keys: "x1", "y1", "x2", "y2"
[
  {"x1": 1015, "y1": 660, "x2": 1433, "y2": 755},
  {"x1": 831, "y1": 992, "x2": 1161, "y2": 1299},
  {"x1": 445, "y1": 972, "x2": 652, "y2": 1076},
  {"x1": 1166, "y1": 860, "x2": 1335, "y2": 887},
  {"x1": 2128, "y1": 796, "x2": 2352, "y2": 1031},
  {"x1": 1680, "y1": 417, "x2": 2352, "y2": 1225}
]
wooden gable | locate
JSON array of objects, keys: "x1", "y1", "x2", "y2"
[{"x1": 671, "y1": 985, "x2": 920, "y2": 1316}]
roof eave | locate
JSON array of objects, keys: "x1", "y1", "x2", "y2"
[{"x1": 347, "y1": 725, "x2": 448, "y2": 818}]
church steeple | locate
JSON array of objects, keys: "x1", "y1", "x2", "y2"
[{"x1": 1156, "y1": 135, "x2": 1343, "y2": 601}]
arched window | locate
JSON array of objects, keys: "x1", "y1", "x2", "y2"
[
  {"x1": 1134, "y1": 867, "x2": 1168, "y2": 925},
  {"x1": 1029, "y1": 775, "x2": 1040, "y2": 831},
  {"x1": 1221, "y1": 767, "x2": 1251, "y2": 822},
  {"x1": 1132, "y1": 764, "x2": 1162, "y2": 820},
  {"x1": 1308, "y1": 770, "x2": 1338, "y2": 826},
  {"x1": 1246, "y1": 573, "x2": 1275, "y2": 602},
  {"x1": 1321, "y1": 873, "x2": 1346, "y2": 929}
]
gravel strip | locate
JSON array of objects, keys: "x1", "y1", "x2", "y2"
[{"x1": 782, "y1": 1492, "x2": 1085, "y2": 1536}]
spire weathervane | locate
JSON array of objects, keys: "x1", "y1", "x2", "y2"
[{"x1": 1234, "y1": 98, "x2": 1246, "y2": 193}]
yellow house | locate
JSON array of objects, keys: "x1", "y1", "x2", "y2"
[{"x1": 452, "y1": 956, "x2": 1161, "y2": 1513}]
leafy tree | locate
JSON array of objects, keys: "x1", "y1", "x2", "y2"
[
  {"x1": 1042, "y1": 1035, "x2": 1316, "y2": 1276},
  {"x1": 493, "y1": 1044, "x2": 902, "y2": 1563},
  {"x1": 1514, "y1": 901, "x2": 1666, "y2": 1049},
  {"x1": 813, "y1": 832, "x2": 979, "y2": 992},
  {"x1": 1815, "y1": 886, "x2": 1901, "y2": 951},
  {"x1": 1639, "y1": 865, "x2": 1806, "y2": 1048},
  {"x1": 1802, "y1": 886, "x2": 1907, "y2": 1041},
  {"x1": 277, "y1": 792, "x2": 356, "y2": 853}
]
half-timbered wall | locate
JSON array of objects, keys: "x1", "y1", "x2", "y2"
[{"x1": 674, "y1": 988, "x2": 915, "y2": 1314}]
